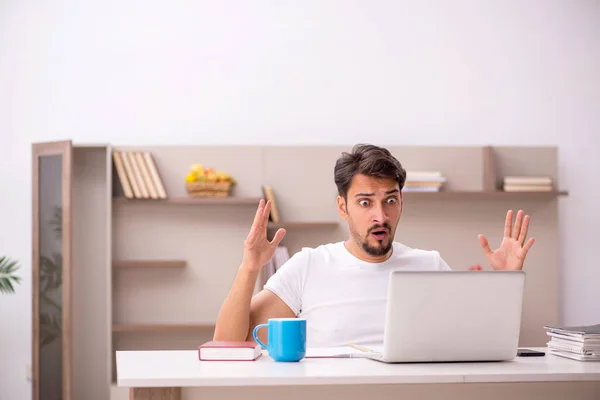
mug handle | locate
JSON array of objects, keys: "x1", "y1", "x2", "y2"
[{"x1": 253, "y1": 323, "x2": 268, "y2": 349}]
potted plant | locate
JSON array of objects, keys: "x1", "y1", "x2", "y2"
[{"x1": 0, "y1": 256, "x2": 21, "y2": 294}]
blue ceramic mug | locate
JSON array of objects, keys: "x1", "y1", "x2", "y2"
[{"x1": 253, "y1": 318, "x2": 307, "y2": 362}]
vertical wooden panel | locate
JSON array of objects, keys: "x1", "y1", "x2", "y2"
[
  {"x1": 72, "y1": 146, "x2": 111, "y2": 400},
  {"x1": 106, "y1": 145, "x2": 115, "y2": 386},
  {"x1": 482, "y1": 145, "x2": 497, "y2": 191},
  {"x1": 31, "y1": 140, "x2": 73, "y2": 400},
  {"x1": 63, "y1": 140, "x2": 73, "y2": 400},
  {"x1": 31, "y1": 145, "x2": 40, "y2": 400}
]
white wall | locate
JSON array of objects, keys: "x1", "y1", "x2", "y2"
[{"x1": 1, "y1": 1, "x2": 599, "y2": 398}]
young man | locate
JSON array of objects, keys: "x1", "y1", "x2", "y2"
[{"x1": 213, "y1": 144, "x2": 535, "y2": 347}]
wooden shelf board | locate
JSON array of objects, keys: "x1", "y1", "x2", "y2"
[
  {"x1": 113, "y1": 196, "x2": 263, "y2": 205},
  {"x1": 113, "y1": 260, "x2": 187, "y2": 269},
  {"x1": 114, "y1": 191, "x2": 568, "y2": 206},
  {"x1": 268, "y1": 221, "x2": 339, "y2": 229},
  {"x1": 112, "y1": 324, "x2": 215, "y2": 333},
  {"x1": 402, "y1": 190, "x2": 568, "y2": 199},
  {"x1": 73, "y1": 143, "x2": 110, "y2": 148}
]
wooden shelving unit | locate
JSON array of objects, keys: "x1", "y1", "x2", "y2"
[
  {"x1": 32, "y1": 142, "x2": 567, "y2": 400},
  {"x1": 112, "y1": 196, "x2": 263, "y2": 205},
  {"x1": 112, "y1": 260, "x2": 187, "y2": 269},
  {"x1": 112, "y1": 323, "x2": 215, "y2": 333}
]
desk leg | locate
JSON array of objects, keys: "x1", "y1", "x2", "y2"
[{"x1": 129, "y1": 387, "x2": 181, "y2": 400}]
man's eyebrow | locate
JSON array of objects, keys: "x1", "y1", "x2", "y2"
[{"x1": 354, "y1": 189, "x2": 399, "y2": 197}]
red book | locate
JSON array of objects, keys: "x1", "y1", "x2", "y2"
[{"x1": 198, "y1": 341, "x2": 262, "y2": 361}]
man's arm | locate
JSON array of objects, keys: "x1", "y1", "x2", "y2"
[
  {"x1": 213, "y1": 262, "x2": 294, "y2": 342},
  {"x1": 213, "y1": 199, "x2": 288, "y2": 342}
]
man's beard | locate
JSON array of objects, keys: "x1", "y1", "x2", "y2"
[{"x1": 350, "y1": 221, "x2": 393, "y2": 257}]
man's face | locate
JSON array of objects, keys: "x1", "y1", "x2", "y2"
[{"x1": 337, "y1": 173, "x2": 402, "y2": 258}]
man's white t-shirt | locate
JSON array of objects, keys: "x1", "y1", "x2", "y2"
[{"x1": 263, "y1": 241, "x2": 451, "y2": 348}]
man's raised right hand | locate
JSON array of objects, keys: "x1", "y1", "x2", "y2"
[{"x1": 241, "y1": 199, "x2": 286, "y2": 272}]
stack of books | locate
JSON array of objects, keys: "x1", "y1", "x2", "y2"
[
  {"x1": 544, "y1": 324, "x2": 600, "y2": 361},
  {"x1": 113, "y1": 151, "x2": 168, "y2": 199},
  {"x1": 403, "y1": 171, "x2": 447, "y2": 192},
  {"x1": 502, "y1": 176, "x2": 553, "y2": 192}
]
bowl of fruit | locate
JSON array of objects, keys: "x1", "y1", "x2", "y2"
[{"x1": 185, "y1": 164, "x2": 237, "y2": 197}]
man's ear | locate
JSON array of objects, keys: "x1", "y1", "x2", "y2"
[{"x1": 337, "y1": 195, "x2": 348, "y2": 220}]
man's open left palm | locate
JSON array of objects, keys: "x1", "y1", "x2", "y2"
[{"x1": 478, "y1": 210, "x2": 535, "y2": 271}]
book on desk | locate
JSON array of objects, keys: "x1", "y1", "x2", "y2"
[
  {"x1": 198, "y1": 341, "x2": 262, "y2": 361},
  {"x1": 544, "y1": 324, "x2": 600, "y2": 361}
]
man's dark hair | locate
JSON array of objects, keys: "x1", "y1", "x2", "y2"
[{"x1": 334, "y1": 144, "x2": 407, "y2": 200}]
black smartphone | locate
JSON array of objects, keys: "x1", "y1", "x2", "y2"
[{"x1": 517, "y1": 348, "x2": 545, "y2": 357}]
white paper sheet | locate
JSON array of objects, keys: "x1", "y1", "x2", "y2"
[{"x1": 305, "y1": 345, "x2": 383, "y2": 358}]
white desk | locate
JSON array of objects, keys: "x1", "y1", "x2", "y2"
[{"x1": 116, "y1": 348, "x2": 600, "y2": 400}]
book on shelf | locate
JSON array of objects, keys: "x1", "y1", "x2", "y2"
[
  {"x1": 126, "y1": 151, "x2": 149, "y2": 198},
  {"x1": 113, "y1": 151, "x2": 168, "y2": 199},
  {"x1": 544, "y1": 324, "x2": 600, "y2": 361},
  {"x1": 403, "y1": 186, "x2": 441, "y2": 193},
  {"x1": 117, "y1": 151, "x2": 140, "y2": 198},
  {"x1": 112, "y1": 152, "x2": 134, "y2": 199},
  {"x1": 198, "y1": 340, "x2": 262, "y2": 361},
  {"x1": 261, "y1": 185, "x2": 281, "y2": 223},
  {"x1": 404, "y1": 171, "x2": 447, "y2": 192},
  {"x1": 143, "y1": 152, "x2": 168, "y2": 198},
  {"x1": 405, "y1": 181, "x2": 444, "y2": 188},
  {"x1": 504, "y1": 176, "x2": 552, "y2": 186},
  {"x1": 503, "y1": 185, "x2": 553, "y2": 192},
  {"x1": 135, "y1": 152, "x2": 158, "y2": 199},
  {"x1": 502, "y1": 176, "x2": 553, "y2": 192}
]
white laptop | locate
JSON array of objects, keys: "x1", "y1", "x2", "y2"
[{"x1": 364, "y1": 270, "x2": 525, "y2": 363}]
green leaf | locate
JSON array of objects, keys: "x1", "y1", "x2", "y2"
[{"x1": 0, "y1": 256, "x2": 21, "y2": 295}]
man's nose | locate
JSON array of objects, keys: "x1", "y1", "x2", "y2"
[{"x1": 372, "y1": 204, "x2": 389, "y2": 224}]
